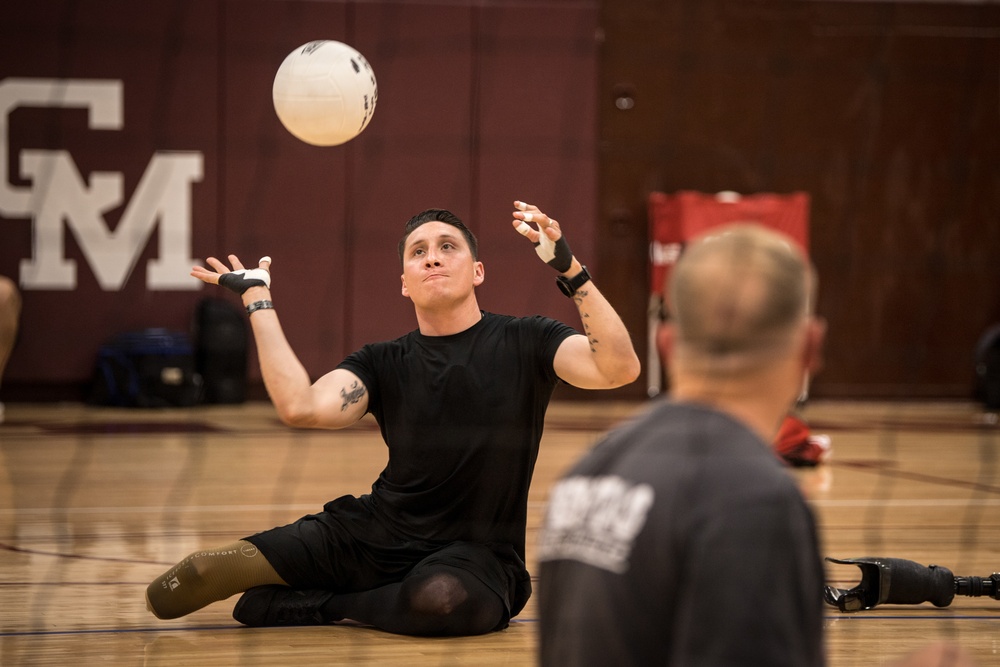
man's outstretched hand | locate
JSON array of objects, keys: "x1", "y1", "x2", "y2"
[{"x1": 191, "y1": 255, "x2": 272, "y2": 295}]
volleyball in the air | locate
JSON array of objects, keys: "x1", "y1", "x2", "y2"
[{"x1": 272, "y1": 40, "x2": 378, "y2": 146}]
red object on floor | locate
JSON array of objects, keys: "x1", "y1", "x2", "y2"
[{"x1": 774, "y1": 414, "x2": 831, "y2": 467}]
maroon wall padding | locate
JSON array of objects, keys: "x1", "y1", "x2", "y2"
[
  {"x1": 600, "y1": 0, "x2": 1000, "y2": 398},
  {"x1": 1, "y1": 1, "x2": 221, "y2": 386},
  {"x1": 8, "y1": 0, "x2": 993, "y2": 401},
  {"x1": 0, "y1": 1, "x2": 599, "y2": 398}
]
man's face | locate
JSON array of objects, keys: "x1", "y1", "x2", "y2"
[{"x1": 400, "y1": 221, "x2": 484, "y2": 307}]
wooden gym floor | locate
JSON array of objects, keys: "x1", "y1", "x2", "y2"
[{"x1": 1, "y1": 399, "x2": 998, "y2": 665}]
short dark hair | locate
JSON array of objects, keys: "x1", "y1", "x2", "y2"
[{"x1": 398, "y1": 209, "x2": 479, "y2": 263}]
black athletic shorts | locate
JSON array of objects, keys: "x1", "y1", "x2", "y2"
[{"x1": 244, "y1": 494, "x2": 532, "y2": 629}]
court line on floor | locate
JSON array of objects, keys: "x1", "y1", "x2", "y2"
[
  {"x1": 0, "y1": 541, "x2": 171, "y2": 565},
  {"x1": 829, "y1": 459, "x2": 1000, "y2": 495},
  {"x1": 3, "y1": 497, "x2": 1000, "y2": 518},
  {"x1": 4, "y1": 614, "x2": 999, "y2": 639},
  {"x1": 0, "y1": 504, "x2": 324, "y2": 516},
  {"x1": 824, "y1": 615, "x2": 1000, "y2": 621},
  {"x1": 0, "y1": 624, "x2": 240, "y2": 638},
  {"x1": 811, "y1": 498, "x2": 1000, "y2": 507}
]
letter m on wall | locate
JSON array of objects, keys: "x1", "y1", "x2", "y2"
[{"x1": 0, "y1": 78, "x2": 203, "y2": 291}]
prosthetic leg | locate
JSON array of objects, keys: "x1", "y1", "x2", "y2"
[{"x1": 824, "y1": 557, "x2": 1000, "y2": 612}]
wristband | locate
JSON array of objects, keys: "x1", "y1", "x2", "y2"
[{"x1": 246, "y1": 300, "x2": 274, "y2": 316}]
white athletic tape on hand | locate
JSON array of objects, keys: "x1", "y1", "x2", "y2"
[
  {"x1": 259, "y1": 256, "x2": 271, "y2": 265},
  {"x1": 534, "y1": 223, "x2": 558, "y2": 264},
  {"x1": 517, "y1": 215, "x2": 573, "y2": 272},
  {"x1": 219, "y1": 267, "x2": 271, "y2": 294},
  {"x1": 239, "y1": 267, "x2": 271, "y2": 287},
  {"x1": 515, "y1": 201, "x2": 573, "y2": 271}
]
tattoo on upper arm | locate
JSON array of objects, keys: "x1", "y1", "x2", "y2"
[{"x1": 340, "y1": 381, "x2": 366, "y2": 412}]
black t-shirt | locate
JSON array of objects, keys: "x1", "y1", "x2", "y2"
[
  {"x1": 338, "y1": 311, "x2": 576, "y2": 561},
  {"x1": 538, "y1": 401, "x2": 825, "y2": 667}
]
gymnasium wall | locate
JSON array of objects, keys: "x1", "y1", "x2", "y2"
[
  {"x1": 0, "y1": 1, "x2": 599, "y2": 400},
  {"x1": 599, "y1": 0, "x2": 1000, "y2": 399},
  {"x1": 3, "y1": 1, "x2": 998, "y2": 403}
]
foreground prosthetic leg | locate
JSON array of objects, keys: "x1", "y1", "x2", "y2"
[{"x1": 824, "y1": 557, "x2": 1000, "y2": 612}]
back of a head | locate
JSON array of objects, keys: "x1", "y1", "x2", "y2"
[{"x1": 667, "y1": 224, "x2": 813, "y2": 375}]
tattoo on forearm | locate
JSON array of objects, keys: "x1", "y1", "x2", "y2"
[
  {"x1": 340, "y1": 381, "x2": 366, "y2": 412},
  {"x1": 586, "y1": 329, "x2": 599, "y2": 352},
  {"x1": 579, "y1": 305, "x2": 599, "y2": 352}
]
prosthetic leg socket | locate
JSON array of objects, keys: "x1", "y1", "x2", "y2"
[{"x1": 823, "y1": 557, "x2": 955, "y2": 612}]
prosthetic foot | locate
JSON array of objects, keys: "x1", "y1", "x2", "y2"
[{"x1": 824, "y1": 556, "x2": 1000, "y2": 612}]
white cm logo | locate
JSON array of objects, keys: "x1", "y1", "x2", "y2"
[{"x1": 0, "y1": 78, "x2": 202, "y2": 290}]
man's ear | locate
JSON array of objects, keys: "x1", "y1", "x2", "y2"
[
  {"x1": 472, "y1": 261, "x2": 485, "y2": 287},
  {"x1": 401, "y1": 273, "x2": 410, "y2": 298},
  {"x1": 656, "y1": 321, "x2": 675, "y2": 368},
  {"x1": 803, "y1": 316, "x2": 827, "y2": 375}
]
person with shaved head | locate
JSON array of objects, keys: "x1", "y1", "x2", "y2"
[{"x1": 538, "y1": 224, "x2": 826, "y2": 666}]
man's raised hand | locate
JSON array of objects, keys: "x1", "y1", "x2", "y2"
[{"x1": 511, "y1": 200, "x2": 574, "y2": 273}]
